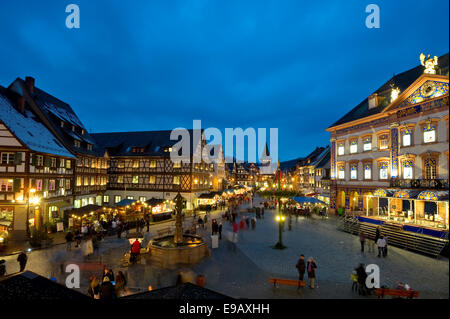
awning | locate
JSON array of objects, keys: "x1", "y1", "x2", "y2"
[
  {"x1": 145, "y1": 198, "x2": 165, "y2": 206},
  {"x1": 68, "y1": 204, "x2": 103, "y2": 215},
  {"x1": 373, "y1": 189, "x2": 395, "y2": 197},
  {"x1": 393, "y1": 190, "x2": 421, "y2": 199},
  {"x1": 306, "y1": 193, "x2": 317, "y2": 197},
  {"x1": 417, "y1": 190, "x2": 449, "y2": 201},
  {"x1": 291, "y1": 197, "x2": 326, "y2": 204},
  {"x1": 115, "y1": 199, "x2": 136, "y2": 207},
  {"x1": 198, "y1": 193, "x2": 217, "y2": 199}
]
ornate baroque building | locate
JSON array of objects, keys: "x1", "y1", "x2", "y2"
[{"x1": 327, "y1": 53, "x2": 449, "y2": 231}]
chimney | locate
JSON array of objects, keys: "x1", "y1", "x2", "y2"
[
  {"x1": 25, "y1": 76, "x2": 35, "y2": 94},
  {"x1": 368, "y1": 93, "x2": 378, "y2": 109},
  {"x1": 17, "y1": 96, "x2": 25, "y2": 114}
]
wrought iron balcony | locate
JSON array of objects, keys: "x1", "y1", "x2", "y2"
[{"x1": 390, "y1": 178, "x2": 449, "y2": 190}]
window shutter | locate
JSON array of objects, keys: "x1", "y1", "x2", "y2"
[
  {"x1": 14, "y1": 152, "x2": 23, "y2": 165},
  {"x1": 56, "y1": 158, "x2": 61, "y2": 168},
  {"x1": 31, "y1": 154, "x2": 37, "y2": 166},
  {"x1": 13, "y1": 179, "x2": 21, "y2": 192}
]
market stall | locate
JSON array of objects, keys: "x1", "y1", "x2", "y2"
[{"x1": 146, "y1": 198, "x2": 174, "y2": 222}]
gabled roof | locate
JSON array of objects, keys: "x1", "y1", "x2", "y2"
[
  {"x1": 315, "y1": 150, "x2": 330, "y2": 169},
  {"x1": 329, "y1": 53, "x2": 449, "y2": 128},
  {"x1": 9, "y1": 78, "x2": 103, "y2": 157},
  {"x1": 0, "y1": 86, "x2": 74, "y2": 158},
  {"x1": 0, "y1": 271, "x2": 90, "y2": 300},
  {"x1": 92, "y1": 129, "x2": 201, "y2": 157},
  {"x1": 280, "y1": 158, "x2": 301, "y2": 172}
]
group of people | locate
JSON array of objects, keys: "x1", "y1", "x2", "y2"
[
  {"x1": 0, "y1": 251, "x2": 28, "y2": 277},
  {"x1": 359, "y1": 227, "x2": 388, "y2": 258},
  {"x1": 211, "y1": 219, "x2": 223, "y2": 239},
  {"x1": 295, "y1": 255, "x2": 318, "y2": 289},
  {"x1": 88, "y1": 267, "x2": 128, "y2": 299}
]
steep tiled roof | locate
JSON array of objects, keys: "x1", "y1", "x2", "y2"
[
  {"x1": 0, "y1": 86, "x2": 74, "y2": 158},
  {"x1": 329, "y1": 53, "x2": 449, "y2": 128},
  {"x1": 9, "y1": 78, "x2": 104, "y2": 157},
  {"x1": 92, "y1": 129, "x2": 201, "y2": 157}
]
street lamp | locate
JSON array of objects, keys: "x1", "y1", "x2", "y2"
[
  {"x1": 274, "y1": 214, "x2": 286, "y2": 249},
  {"x1": 26, "y1": 188, "x2": 37, "y2": 238}
]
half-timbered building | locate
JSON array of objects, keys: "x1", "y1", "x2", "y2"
[
  {"x1": 91, "y1": 130, "x2": 213, "y2": 210},
  {"x1": 0, "y1": 86, "x2": 75, "y2": 239},
  {"x1": 7, "y1": 77, "x2": 108, "y2": 209}
]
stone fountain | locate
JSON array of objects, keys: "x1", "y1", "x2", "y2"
[{"x1": 146, "y1": 192, "x2": 210, "y2": 268}]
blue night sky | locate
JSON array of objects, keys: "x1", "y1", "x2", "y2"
[{"x1": 0, "y1": 1, "x2": 448, "y2": 161}]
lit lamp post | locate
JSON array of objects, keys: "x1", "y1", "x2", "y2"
[
  {"x1": 274, "y1": 214, "x2": 286, "y2": 249},
  {"x1": 26, "y1": 188, "x2": 38, "y2": 238}
]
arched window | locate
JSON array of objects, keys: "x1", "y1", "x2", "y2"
[{"x1": 424, "y1": 158, "x2": 437, "y2": 179}]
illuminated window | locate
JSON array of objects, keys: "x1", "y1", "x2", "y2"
[
  {"x1": 149, "y1": 160, "x2": 157, "y2": 168},
  {"x1": 103, "y1": 195, "x2": 109, "y2": 203},
  {"x1": 364, "y1": 164, "x2": 372, "y2": 179},
  {"x1": 423, "y1": 124, "x2": 436, "y2": 143},
  {"x1": 74, "y1": 140, "x2": 81, "y2": 148},
  {"x1": 338, "y1": 166, "x2": 345, "y2": 179},
  {"x1": 173, "y1": 176, "x2": 180, "y2": 185},
  {"x1": 403, "y1": 160, "x2": 413, "y2": 179},
  {"x1": 337, "y1": 143, "x2": 345, "y2": 156},
  {"x1": 132, "y1": 176, "x2": 139, "y2": 184},
  {"x1": 173, "y1": 162, "x2": 181, "y2": 168},
  {"x1": 118, "y1": 161, "x2": 125, "y2": 168},
  {"x1": 149, "y1": 176, "x2": 156, "y2": 184},
  {"x1": 424, "y1": 158, "x2": 437, "y2": 179},
  {"x1": 379, "y1": 162, "x2": 389, "y2": 180},
  {"x1": 378, "y1": 135, "x2": 389, "y2": 150},
  {"x1": 350, "y1": 140, "x2": 358, "y2": 154},
  {"x1": 76, "y1": 176, "x2": 82, "y2": 186},
  {"x1": 114, "y1": 195, "x2": 122, "y2": 203},
  {"x1": 363, "y1": 137, "x2": 372, "y2": 151},
  {"x1": 132, "y1": 160, "x2": 139, "y2": 168},
  {"x1": 402, "y1": 129, "x2": 412, "y2": 147},
  {"x1": 350, "y1": 164, "x2": 357, "y2": 180},
  {"x1": 118, "y1": 176, "x2": 124, "y2": 183}
]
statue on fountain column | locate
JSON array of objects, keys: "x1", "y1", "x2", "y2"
[{"x1": 174, "y1": 192, "x2": 184, "y2": 245}]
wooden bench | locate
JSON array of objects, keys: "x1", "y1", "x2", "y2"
[
  {"x1": 156, "y1": 227, "x2": 172, "y2": 237},
  {"x1": 376, "y1": 288, "x2": 419, "y2": 299},
  {"x1": 269, "y1": 277, "x2": 306, "y2": 289}
]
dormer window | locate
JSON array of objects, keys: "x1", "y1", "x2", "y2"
[
  {"x1": 74, "y1": 140, "x2": 81, "y2": 148},
  {"x1": 72, "y1": 125, "x2": 75, "y2": 132},
  {"x1": 81, "y1": 129, "x2": 85, "y2": 135},
  {"x1": 87, "y1": 144, "x2": 93, "y2": 151},
  {"x1": 60, "y1": 121, "x2": 64, "y2": 128}
]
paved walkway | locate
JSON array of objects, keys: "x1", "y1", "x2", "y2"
[{"x1": 1, "y1": 197, "x2": 448, "y2": 299}]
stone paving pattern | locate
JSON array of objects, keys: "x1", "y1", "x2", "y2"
[{"x1": 1, "y1": 196, "x2": 448, "y2": 299}]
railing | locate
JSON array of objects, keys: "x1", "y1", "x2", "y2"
[{"x1": 390, "y1": 178, "x2": 449, "y2": 190}]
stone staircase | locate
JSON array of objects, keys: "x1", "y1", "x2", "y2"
[{"x1": 339, "y1": 216, "x2": 448, "y2": 258}]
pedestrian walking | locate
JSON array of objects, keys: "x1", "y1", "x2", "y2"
[
  {"x1": 100, "y1": 276, "x2": 116, "y2": 299},
  {"x1": 65, "y1": 231, "x2": 74, "y2": 251},
  {"x1": 88, "y1": 276, "x2": 101, "y2": 299},
  {"x1": 115, "y1": 270, "x2": 127, "y2": 297},
  {"x1": 296, "y1": 255, "x2": 306, "y2": 289},
  {"x1": 356, "y1": 263, "x2": 368, "y2": 295},
  {"x1": 218, "y1": 222, "x2": 222, "y2": 239},
  {"x1": 351, "y1": 270, "x2": 358, "y2": 292},
  {"x1": 359, "y1": 232, "x2": 366, "y2": 252},
  {"x1": 306, "y1": 257, "x2": 317, "y2": 289},
  {"x1": 130, "y1": 239, "x2": 141, "y2": 264},
  {"x1": 374, "y1": 226, "x2": 381, "y2": 243},
  {"x1": 376, "y1": 236, "x2": 387, "y2": 257},
  {"x1": 17, "y1": 251, "x2": 28, "y2": 272}
]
